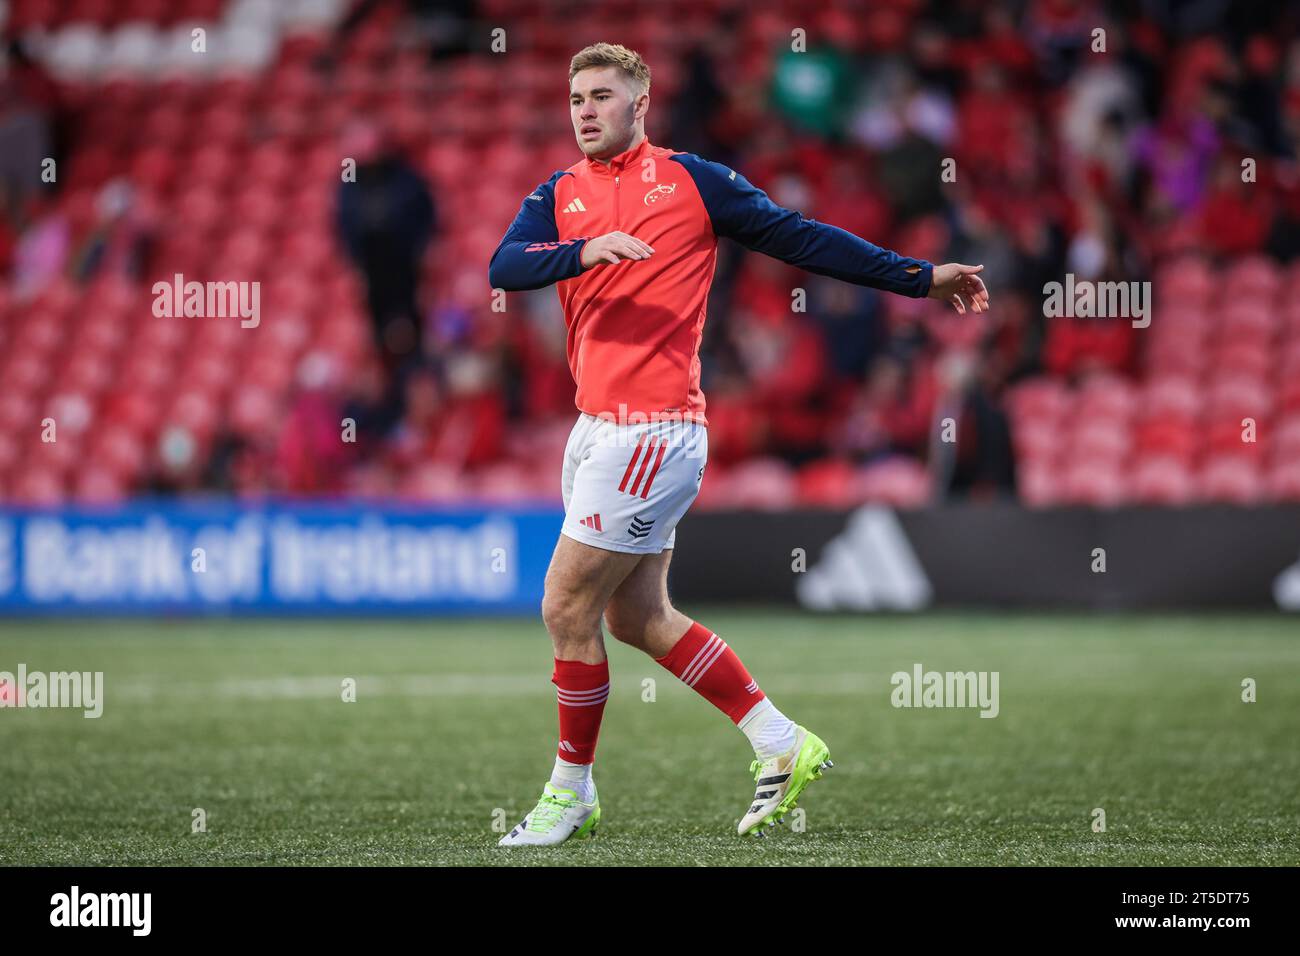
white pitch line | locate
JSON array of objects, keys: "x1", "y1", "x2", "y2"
[{"x1": 110, "y1": 673, "x2": 883, "y2": 701}]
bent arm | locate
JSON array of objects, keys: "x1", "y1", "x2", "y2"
[{"x1": 488, "y1": 172, "x2": 589, "y2": 291}]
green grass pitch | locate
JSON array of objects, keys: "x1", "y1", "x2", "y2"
[{"x1": 1, "y1": 611, "x2": 1297, "y2": 866}]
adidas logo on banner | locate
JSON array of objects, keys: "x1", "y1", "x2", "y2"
[
  {"x1": 797, "y1": 507, "x2": 932, "y2": 611},
  {"x1": 579, "y1": 514, "x2": 603, "y2": 532},
  {"x1": 563, "y1": 197, "x2": 587, "y2": 213},
  {"x1": 627, "y1": 516, "x2": 654, "y2": 539}
]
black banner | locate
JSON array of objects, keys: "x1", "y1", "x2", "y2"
[
  {"x1": 670, "y1": 505, "x2": 1300, "y2": 609},
  {"x1": 0, "y1": 866, "x2": 1284, "y2": 939}
]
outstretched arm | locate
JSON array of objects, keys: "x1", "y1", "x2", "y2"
[{"x1": 673, "y1": 154, "x2": 989, "y2": 312}]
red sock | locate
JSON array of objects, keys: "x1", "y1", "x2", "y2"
[
  {"x1": 552, "y1": 658, "x2": 609, "y2": 764},
  {"x1": 655, "y1": 622, "x2": 765, "y2": 723}
]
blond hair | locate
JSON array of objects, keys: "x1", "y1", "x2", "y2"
[{"x1": 569, "y1": 42, "x2": 651, "y2": 98}]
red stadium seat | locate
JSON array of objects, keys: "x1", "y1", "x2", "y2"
[
  {"x1": 1, "y1": 354, "x2": 50, "y2": 395},
  {"x1": 165, "y1": 390, "x2": 220, "y2": 439},
  {"x1": 398, "y1": 463, "x2": 463, "y2": 502},
  {"x1": 796, "y1": 458, "x2": 858, "y2": 507},
  {"x1": 1155, "y1": 256, "x2": 1213, "y2": 304},
  {"x1": 1007, "y1": 377, "x2": 1070, "y2": 421},
  {"x1": 229, "y1": 386, "x2": 279, "y2": 438},
  {"x1": 1145, "y1": 337, "x2": 1205, "y2": 379},
  {"x1": 1214, "y1": 340, "x2": 1273, "y2": 378},
  {"x1": 1076, "y1": 372, "x2": 1136, "y2": 420},
  {"x1": 1199, "y1": 457, "x2": 1264, "y2": 504},
  {"x1": 854, "y1": 457, "x2": 932, "y2": 507},
  {"x1": 1072, "y1": 418, "x2": 1131, "y2": 463},
  {"x1": 1204, "y1": 414, "x2": 1263, "y2": 457},
  {"x1": 1273, "y1": 415, "x2": 1300, "y2": 459},
  {"x1": 1223, "y1": 254, "x2": 1281, "y2": 302},
  {"x1": 62, "y1": 352, "x2": 116, "y2": 395},
  {"x1": 11, "y1": 468, "x2": 66, "y2": 506},
  {"x1": 1013, "y1": 463, "x2": 1066, "y2": 509},
  {"x1": 1266, "y1": 461, "x2": 1300, "y2": 501},
  {"x1": 1279, "y1": 339, "x2": 1300, "y2": 380},
  {"x1": 1063, "y1": 460, "x2": 1127, "y2": 507},
  {"x1": 1206, "y1": 375, "x2": 1272, "y2": 417},
  {"x1": 716, "y1": 458, "x2": 797, "y2": 509},
  {"x1": 472, "y1": 463, "x2": 548, "y2": 503},
  {"x1": 1218, "y1": 301, "x2": 1276, "y2": 340},
  {"x1": 1138, "y1": 376, "x2": 1200, "y2": 421},
  {"x1": 74, "y1": 466, "x2": 129, "y2": 503},
  {"x1": 1131, "y1": 456, "x2": 1196, "y2": 505},
  {"x1": 118, "y1": 351, "x2": 176, "y2": 394},
  {"x1": 1133, "y1": 416, "x2": 1198, "y2": 460},
  {"x1": 1011, "y1": 416, "x2": 1060, "y2": 465},
  {"x1": 90, "y1": 426, "x2": 148, "y2": 482},
  {"x1": 101, "y1": 388, "x2": 164, "y2": 438}
]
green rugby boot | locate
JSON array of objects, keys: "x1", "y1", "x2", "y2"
[
  {"x1": 499, "y1": 783, "x2": 600, "y2": 846},
  {"x1": 738, "y1": 726, "x2": 832, "y2": 836}
]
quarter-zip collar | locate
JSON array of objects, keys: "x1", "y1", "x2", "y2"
[{"x1": 585, "y1": 136, "x2": 652, "y2": 176}]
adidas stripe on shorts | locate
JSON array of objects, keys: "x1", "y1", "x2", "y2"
[{"x1": 560, "y1": 413, "x2": 708, "y2": 554}]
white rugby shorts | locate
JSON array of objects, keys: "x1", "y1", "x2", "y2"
[{"x1": 560, "y1": 413, "x2": 708, "y2": 554}]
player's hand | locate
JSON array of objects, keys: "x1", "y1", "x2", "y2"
[
  {"x1": 580, "y1": 231, "x2": 654, "y2": 269},
  {"x1": 927, "y1": 263, "x2": 989, "y2": 314}
]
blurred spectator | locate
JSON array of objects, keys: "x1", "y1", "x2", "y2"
[
  {"x1": 930, "y1": 350, "x2": 1017, "y2": 501},
  {"x1": 506, "y1": 293, "x2": 577, "y2": 420},
  {"x1": 1132, "y1": 107, "x2": 1220, "y2": 217},
  {"x1": 726, "y1": 254, "x2": 832, "y2": 463},
  {"x1": 0, "y1": 197, "x2": 16, "y2": 274},
  {"x1": 72, "y1": 179, "x2": 156, "y2": 281},
  {"x1": 769, "y1": 44, "x2": 858, "y2": 141},
  {"x1": 1059, "y1": 58, "x2": 1144, "y2": 189},
  {"x1": 1042, "y1": 314, "x2": 1137, "y2": 379},
  {"x1": 667, "y1": 41, "x2": 730, "y2": 162},
  {"x1": 0, "y1": 39, "x2": 55, "y2": 218},
  {"x1": 808, "y1": 274, "x2": 887, "y2": 382},
  {"x1": 335, "y1": 120, "x2": 437, "y2": 375},
  {"x1": 10, "y1": 192, "x2": 68, "y2": 300},
  {"x1": 386, "y1": 355, "x2": 506, "y2": 474},
  {"x1": 875, "y1": 127, "x2": 949, "y2": 223},
  {"x1": 318, "y1": 0, "x2": 478, "y2": 69},
  {"x1": 1198, "y1": 154, "x2": 1276, "y2": 257},
  {"x1": 831, "y1": 353, "x2": 936, "y2": 463},
  {"x1": 274, "y1": 353, "x2": 355, "y2": 496}
]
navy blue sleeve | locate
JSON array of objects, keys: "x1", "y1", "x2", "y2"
[
  {"x1": 488, "y1": 172, "x2": 590, "y2": 291},
  {"x1": 671, "y1": 154, "x2": 933, "y2": 298}
]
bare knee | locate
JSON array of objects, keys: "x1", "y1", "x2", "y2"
[
  {"x1": 541, "y1": 586, "x2": 589, "y2": 639},
  {"x1": 605, "y1": 595, "x2": 674, "y2": 651},
  {"x1": 542, "y1": 584, "x2": 603, "y2": 655}
]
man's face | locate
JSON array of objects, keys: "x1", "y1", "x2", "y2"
[{"x1": 570, "y1": 66, "x2": 643, "y2": 160}]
